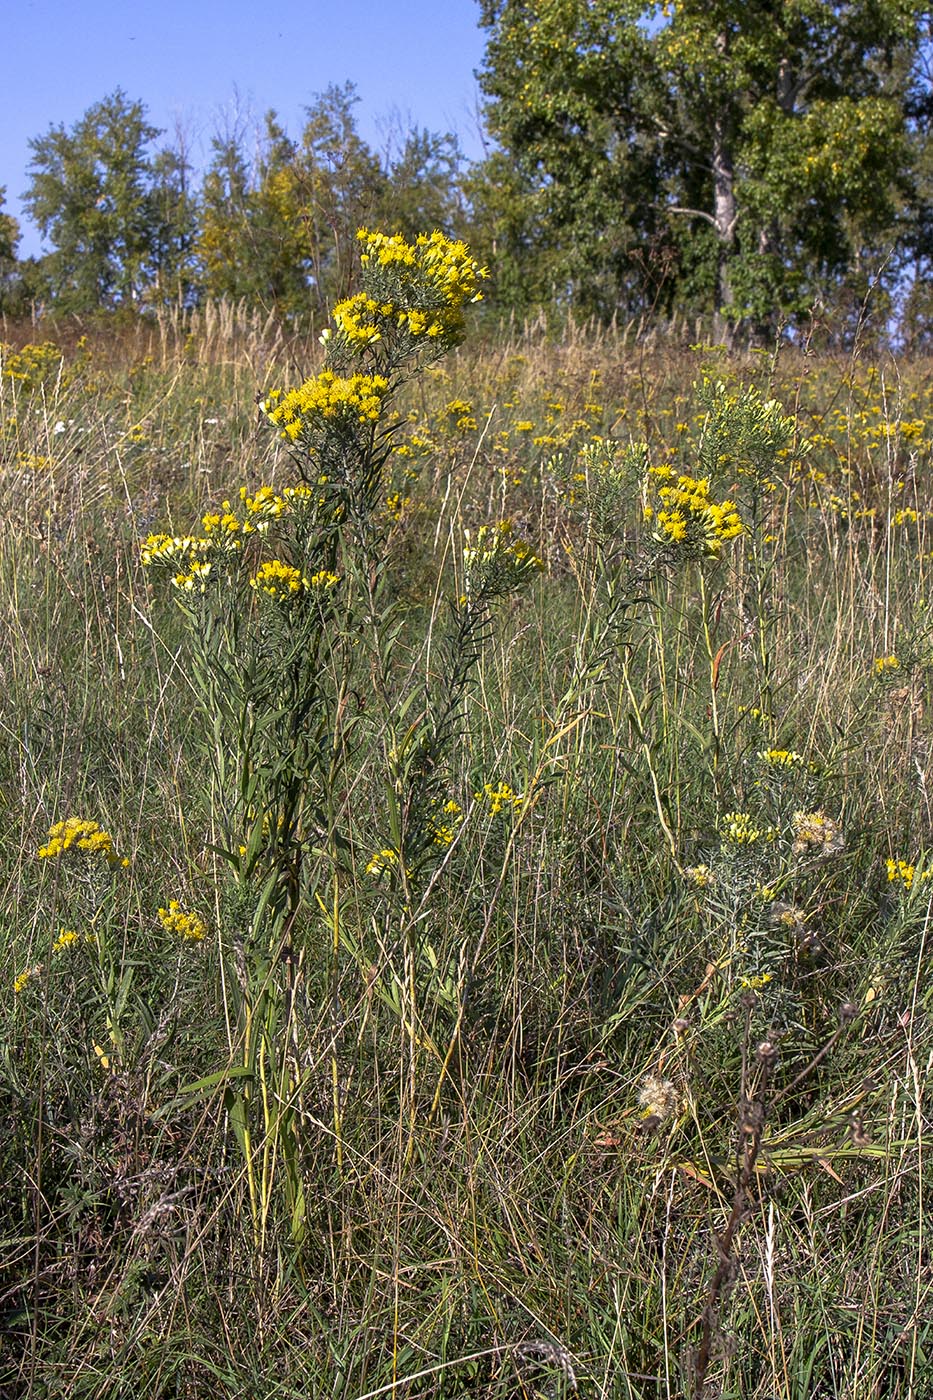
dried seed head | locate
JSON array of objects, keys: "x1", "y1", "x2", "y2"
[
  {"x1": 850, "y1": 1115, "x2": 871, "y2": 1147},
  {"x1": 637, "y1": 1074, "x2": 679, "y2": 1122}
]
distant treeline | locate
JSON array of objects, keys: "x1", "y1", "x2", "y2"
[{"x1": 1, "y1": 3, "x2": 931, "y2": 344}]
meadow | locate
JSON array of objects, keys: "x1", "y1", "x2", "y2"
[{"x1": 2, "y1": 254, "x2": 933, "y2": 1399}]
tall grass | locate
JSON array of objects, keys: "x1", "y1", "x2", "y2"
[{"x1": 1, "y1": 300, "x2": 932, "y2": 1400}]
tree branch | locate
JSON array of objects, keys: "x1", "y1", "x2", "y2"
[{"x1": 667, "y1": 205, "x2": 718, "y2": 228}]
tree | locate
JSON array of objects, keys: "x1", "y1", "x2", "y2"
[
  {"x1": 196, "y1": 111, "x2": 316, "y2": 314},
  {"x1": 196, "y1": 88, "x2": 393, "y2": 319},
  {"x1": 374, "y1": 122, "x2": 466, "y2": 238},
  {"x1": 23, "y1": 90, "x2": 166, "y2": 311},
  {"x1": 476, "y1": 1, "x2": 668, "y2": 319},
  {"x1": 295, "y1": 84, "x2": 387, "y2": 315},
  {"x1": 196, "y1": 120, "x2": 255, "y2": 304},
  {"x1": 147, "y1": 127, "x2": 200, "y2": 307},
  {"x1": 477, "y1": 1, "x2": 928, "y2": 332},
  {"x1": 896, "y1": 18, "x2": 933, "y2": 346},
  {"x1": 0, "y1": 186, "x2": 21, "y2": 313}
]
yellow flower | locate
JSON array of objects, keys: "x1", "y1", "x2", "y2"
[
  {"x1": 263, "y1": 370, "x2": 389, "y2": 441},
  {"x1": 157, "y1": 900, "x2": 206, "y2": 942},
  {"x1": 38, "y1": 818, "x2": 124, "y2": 867},
  {"x1": 201, "y1": 508, "x2": 245, "y2": 548},
  {"x1": 475, "y1": 782, "x2": 524, "y2": 816},
  {"x1": 332, "y1": 292, "x2": 385, "y2": 346},
  {"x1": 250, "y1": 560, "x2": 309, "y2": 600},
  {"x1": 172, "y1": 560, "x2": 213, "y2": 592},
  {"x1": 52, "y1": 928, "x2": 80, "y2": 954},
  {"x1": 463, "y1": 521, "x2": 544, "y2": 594},
  {"x1": 357, "y1": 228, "x2": 487, "y2": 309},
  {"x1": 430, "y1": 799, "x2": 464, "y2": 847},
  {"x1": 141, "y1": 533, "x2": 213, "y2": 568},
  {"x1": 647, "y1": 471, "x2": 744, "y2": 557},
  {"x1": 758, "y1": 748, "x2": 805, "y2": 768},
  {"x1": 366, "y1": 848, "x2": 411, "y2": 878},
  {"x1": 14, "y1": 964, "x2": 43, "y2": 994},
  {"x1": 886, "y1": 857, "x2": 932, "y2": 891},
  {"x1": 240, "y1": 484, "x2": 285, "y2": 523},
  {"x1": 721, "y1": 811, "x2": 776, "y2": 845},
  {"x1": 739, "y1": 972, "x2": 773, "y2": 991}
]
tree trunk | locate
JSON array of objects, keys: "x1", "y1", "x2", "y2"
[
  {"x1": 712, "y1": 31, "x2": 736, "y2": 341},
  {"x1": 712, "y1": 111, "x2": 736, "y2": 341}
]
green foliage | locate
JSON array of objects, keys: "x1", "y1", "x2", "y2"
[
  {"x1": 3, "y1": 315, "x2": 933, "y2": 1394},
  {"x1": 22, "y1": 91, "x2": 191, "y2": 315},
  {"x1": 147, "y1": 141, "x2": 200, "y2": 306},
  {"x1": 195, "y1": 85, "x2": 469, "y2": 320},
  {"x1": 0, "y1": 186, "x2": 20, "y2": 312},
  {"x1": 139, "y1": 227, "x2": 526, "y2": 1232},
  {"x1": 5, "y1": 25, "x2": 931, "y2": 340},
  {"x1": 477, "y1": 0, "x2": 929, "y2": 329}
]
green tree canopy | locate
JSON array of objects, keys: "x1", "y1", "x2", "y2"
[
  {"x1": 196, "y1": 85, "x2": 469, "y2": 320},
  {"x1": 477, "y1": 0, "x2": 928, "y2": 331},
  {"x1": 0, "y1": 186, "x2": 22, "y2": 315},
  {"x1": 23, "y1": 90, "x2": 168, "y2": 310}
]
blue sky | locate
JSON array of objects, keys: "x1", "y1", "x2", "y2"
[{"x1": 2, "y1": 0, "x2": 489, "y2": 258}]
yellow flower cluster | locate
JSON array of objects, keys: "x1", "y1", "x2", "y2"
[
  {"x1": 17, "y1": 452, "x2": 51, "y2": 471},
  {"x1": 263, "y1": 371, "x2": 389, "y2": 441},
  {"x1": 463, "y1": 520, "x2": 544, "y2": 591},
  {"x1": 172, "y1": 560, "x2": 213, "y2": 593},
  {"x1": 758, "y1": 748, "x2": 805, "y2": 767},
  {"x1": 430, "y1": 799, "x2": 464, "y2": 847},
  {"x1": 240, "y1": 484, "x2": 286, "y2": 522},
  {"x1": 891, "y1": 507, "x2": 929, "y2": 527},
  {"x1": 143, "y1": 485, "x2": 328, "y2": 589},
  {"x1": 444, "y1": 399, "x2": 478, "y2": 431},
  {"x1": 13, "y1": 964, "x2": 43, "y2": 995},
  {"x1": 721, "y1": 811, "x2": 776, "y2": 844},
  {"x1": 791, "y1": 810, "x2": 844, "y2": 856},
  {"x1": 476, "y1": 782, "x2": 524, "y2": 816},
  {"x1": 249, "y1": 559, "x2": 308, "y2": 600},
  {"x1": 158, "y1": 900, "x2": 206, "y2": 942},
  {"x1": 684, "y1": 864, "x2": 715, "y2": 888},
  {"x1": 357, "y1": 228, "x2": 487, "y2": 309},
  {"x1": 397, "y1": 308, "x2": 442, "y2": 338},
  {"x1": 739, "y1": 972, "x2": 773, "y2": 991},
  {"x1": 141, "y1": 533, "x2": 213, "y2": 567},
  {"x1": 738, "y1": 705, "x2": 774, "y2": 724},
  {"x1": 331, "y1": 293, "x2": 391, "y2": 346},
  {"x1": 874, "y1": 655, "x2": 899, "y2": 675},
  {"x1": 202, "y1": 506, "x2": 247, "y2": 542},
  {"x1": 644, "y1": 468, "x2": 743, "y2": 556},
  {"x1": 365, "y1": 847, "x2": 410, "y2": 877},
  {"x1": 886, "y1": 858, "x2": 933, "y2": 891},
  {"x1": 0, "y1": 340, "x2": 63, "y2": 388},
  {"x1": 234, "y1": 483, "x2": 319, "y2": 528},
  {"x1": 385, "y1": 491, "x2": 413, "y2": 521},
  {"x1": 38, "y1": 818, "x2": 126, "y2": 867},
  {"x1": 313, "y1": 230, "x2": 489, "y2": 349},
  {"x1": 309, "y1": 570, "x2": 340, "y2": 590},
  {"x1": 52, "y1": 928, "x2": 80, "y2": 953}
]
